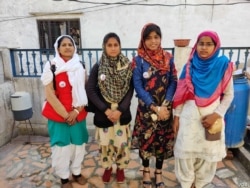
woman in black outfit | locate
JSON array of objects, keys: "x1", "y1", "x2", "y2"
[{"x1": 86, "y1": 32, "x2": 134, "y2": 184}]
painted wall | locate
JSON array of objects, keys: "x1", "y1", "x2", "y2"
[
  {"x1": 0, "y1": 0, "x2": 250, "y2": 146},
  {"x1": 0, "y1": 0, "x2": 249, "y2": 49}
]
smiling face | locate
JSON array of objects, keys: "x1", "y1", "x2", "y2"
[
  {"x1": 144, "y1": 31, "x2": 161, "y2": 51},
  {"x1": 105, "y1": 37, "x2": 120, "y2": 58},
  {"x1": 196, "y1": 36, "x2": 216, "y2": 59},
  {"x1": 57, "y1": 37, "x2": 75, "y2": 60}
]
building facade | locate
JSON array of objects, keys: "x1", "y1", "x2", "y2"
[
  {"x1": 0, "y1": 0, "x2": 250, "y2": 49},
  {"x1": 0, "y1": 0, "x2": 250, "y2": 146}
]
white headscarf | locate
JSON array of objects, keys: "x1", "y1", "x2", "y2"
[{"x1": 41, "y1": 35, "x2": 88, "y2": 107}]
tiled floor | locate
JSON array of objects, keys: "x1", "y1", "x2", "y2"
[{"x1": 0, "y1": 135, "x2": 249, "y2": 188}]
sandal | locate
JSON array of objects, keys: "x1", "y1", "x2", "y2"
[
  {"x1": 155, "y1": 171, "x2": 165, "y2": 188},
  {"x1": 225, "y1": 149, "x2": 234, "y2": 160},
  {"x1": 140, "y1": 169, "x2": 152, "y2": 188}
]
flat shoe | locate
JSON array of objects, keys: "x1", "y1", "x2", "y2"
[
  {"x1": 72, "y1": 174, "x2": 87, "y2": 185},
  {"x1": 102, "y1": 167, "x2": 113, "y2": 183},
  {"x1": 116, "y1": 168, "x2": 125, "y2": 183},
  {"x1": 61, "y1": 182, "x2": 73, "y2": 188}
]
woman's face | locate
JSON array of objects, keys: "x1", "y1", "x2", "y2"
[
  {"x1": 105, "y1": 37, "x2": 120, "y2": 57},
  {"x1": 144, "y1": 31, "x2": 161, "y2": 51},
  {"x1": 196, "y1": 36, "x2": 216, "y2": 59},
  {"x1": 57, "y1": 37, "x2": 75, "y2": 60}
]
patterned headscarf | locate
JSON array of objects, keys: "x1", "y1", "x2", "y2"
[
  {"x1": 137, "y1": 23, "x2": 172, "y2": 71},
  {"x1": 98, "y1": 34, "x2": 133, "y2": 103},
  {"x1": 173, "y1": 30, "x2": 233, "y2": 108}
]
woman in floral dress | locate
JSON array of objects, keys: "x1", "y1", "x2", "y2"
[{"x1": 132, "y1": 23, "x2": 177, "y2": 188}]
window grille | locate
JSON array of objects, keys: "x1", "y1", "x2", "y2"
[{"x1": 37, "y1": 19, "x2": 81, "y2": 49}]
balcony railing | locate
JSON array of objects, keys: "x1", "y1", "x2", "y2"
[{"x1": 9, "y1": 47, "x2": 250, "y2": 77}]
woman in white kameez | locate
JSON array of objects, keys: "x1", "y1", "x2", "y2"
[{"x1": 173, "y1": 31, "x2": 234, "y2": 188}]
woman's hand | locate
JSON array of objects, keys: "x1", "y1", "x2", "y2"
[
  {"x1": 108, "y1": 110, "x2": 122, "y2": 123},
  {"x1": 201, "y1": 112, "x2": 221, "y2": 129},
  {"x1": 65, "y1": 110, "x2": 78, "y2": 125},
  {"x1": 105, "y1": 108, "x2": 117, "y2": 123},
  {"x1": 173, "y1": 116, "x2": 179, "y2": 137},
  {"x1": 157, "y1": 106, "x2": 170, "y2": 121}
]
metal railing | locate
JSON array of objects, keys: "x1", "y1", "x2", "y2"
[
  {"x1": 9, "y1": 47, "x2": 250, "y2": 77},
  {"x1": 9, "y1": 48, "x2": 149, "y2": 77},
  {"x1": 221, "y1": 47, "x2": 250, "y2": 71}
]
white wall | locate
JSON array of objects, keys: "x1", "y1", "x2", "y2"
[
  {"x1": 0, "y1": 0, "x2": 250, "y2": 146},
  {"x1": 0, "y1": 0, "x2": 249, "y2": 49}
]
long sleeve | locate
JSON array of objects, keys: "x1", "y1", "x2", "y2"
[
  {"x1": 86, "y1": 64, "x2": 109, "y2": 112},
  {"x1": 215, "y1": 78, "x2": 234, "y2": 117},
  {"x1": 133, "y1": 58, "x2": 154, "y2": 107},
  {"x1": 165, "y1": 59, "x2": 178, "y2": 101}
]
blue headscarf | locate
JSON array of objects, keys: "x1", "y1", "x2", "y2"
[
  {"x1": 174, "y1": 30, "x2": 233, "y2": 107},
  {"x1": 191, "y1": 50, "x2": 229, "y2": 98}
]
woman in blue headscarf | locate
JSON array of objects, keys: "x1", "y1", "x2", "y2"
[{"x1": 173, "y1": 31, "x2": 234, "y2": 188}]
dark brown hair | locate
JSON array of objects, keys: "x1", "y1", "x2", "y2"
[{"x1": 142, "y1": 24, "x2": 162, "y2": 41}]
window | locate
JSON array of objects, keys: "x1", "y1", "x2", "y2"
[{"x1": 37, "y1": 19, "x2": 81, "y2": 49}]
